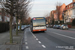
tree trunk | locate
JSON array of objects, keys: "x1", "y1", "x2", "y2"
[
  {"x1": 20, "y1": 20, "x2": 22, "y2": 32},
  {"x1": 16, "y1": 0, "x2": 18, "y2": 36},
  {"x1": 16, "y1": 16, "x2": 18, "y2": 36},
  {"x1": 9, "y1": 16, "x2": 13, "y2": 43}
]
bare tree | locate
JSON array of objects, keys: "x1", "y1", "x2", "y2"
[
  {"x1": 1, "y1": 0, "x2": 18, "y2": 43},
  {"x1": 49, "y1": 10, "x2": 55, "y2": 25},
  {"x1": 0, "y1": 0, "x2": 32, "y2": 43},
  {"x1": 56, "y1": 2, "x2": 62, "y2": 23},
  {"x1": 18, "y1": 0, "x2": 32, "y2": 31},
  {"x1": 44, "y1": 13, "x2": 50, "y2": 25}
]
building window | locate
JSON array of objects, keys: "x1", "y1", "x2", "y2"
[
  {"x1": 74, "y1": 3, "x2": 75, "y2": 6},
  {"x1": 74, "y1": 10, "x2": 75, "y2": 15},
  {"x1": 66, "y1": 6, "x2": 68, "y2": 9}
]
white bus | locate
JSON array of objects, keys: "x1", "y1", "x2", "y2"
[{"x1": 30, "y1": 17, "x2": 47, "y2": 32}]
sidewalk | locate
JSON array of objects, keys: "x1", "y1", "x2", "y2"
[{"x1": 0, "y1": 30, "x2": 24, "y2": 50}]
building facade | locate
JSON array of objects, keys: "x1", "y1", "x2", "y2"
[
  {"x1": 0, "y1": 8, "x2": 10, "y2": 22},
  {"x1": 56, "y1": 3, "x2": 66, "y2": 22},
  {"x1": 64, "y1": 0, "x2": 75, "y2": 23}
]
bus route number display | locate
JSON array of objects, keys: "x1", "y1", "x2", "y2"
[{"x1": 33, "y1": 18, "x2": 44, "y2": 20}]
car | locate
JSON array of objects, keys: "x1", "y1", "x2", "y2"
[
  {"x1": 27, "y1": 25, "x2": 30, "y2": 28},
  {"x1": 53, "y1": 25, "x2": 57, "y2": 28},
  {"x1": 21, "y1": 25, "x2": 25, "y2": 31},
  {"x1": 49, "y1": 25, "x2": 53, "y2": 28},
  {"x1": 55, "y1": 25, "x2": 60, "y2": 29},
  {"x1": 60, "y1": 24, "x2": 68, "y2": 30},
  {"x1": 46, "y1": 24, "x2": 49, "y2": 27},
  {"x1": 16, "y1": 25, "x2": 25, "y2": 31}
]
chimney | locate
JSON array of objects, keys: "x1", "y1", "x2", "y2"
[{"x1": 73, "y1": 0, "x2": 75, "y2": 2}]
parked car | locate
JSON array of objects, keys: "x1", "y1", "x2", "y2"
[
  {"x1": 55, "y1": 25, "x2": 60, "y2": 29},
  {"x1": 21, "y1": 25, "x2": 25, "y2": 31},
  {"x1": 17, "y1": 25, "x2": 25, "y2": 31},
  {"x1": 53, "y1": 25, "x2": 57, "y2": 28},
  {"x1": 60, "y1": 24, "x2": 68, "y2": 30},
  {"x1": 27, "y1": 25, "x2": 30, "y2": 27},
  {"x1": 49, "y1": 25, "x2": 53, "y2": 28},
  {"x1": 46, "y1": 24, "x2": 49, "y2": 27},
  {"x1": 18, "y1": 26, "x2": 20, "y2": 31}
]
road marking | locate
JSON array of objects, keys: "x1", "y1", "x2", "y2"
[
  {"x1": 42, "y1": 45, "x2": 46, "y2": 48},
  {"x1": 33, "y1": 34, "x2": 36, "y2": 38},
  {"x1": 30, "y1": 30, "x2": 37, "y2": 38},
  {"x1": 36, "y1": 38, "x2": 38, "y2": 40},
  {"x1": 38, "y1": 41, "x2": 41, "y2": 44},
  {"x1": 25, "y1": 39, "x2": 27, "y2": 41},
  {"x1": 29, "y1": 28, "x2": 37, "y2": 39},
  {"x1": 26, "y1": 46, "x2": 29, "y2": 49},
  {"x1": 53, "y1": 32, "x2": 75, "y2": 40},
  {"x1": 29, "y1": 28, "x2": 47, "y2": 49},
  {"x1": 25, "y1": 42, "x2": 28, "y2": 45},
  {"x1": 25, "y1": 30, "x2": 28, "y2": 42}
]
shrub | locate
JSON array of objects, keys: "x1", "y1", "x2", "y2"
[
  {"x1": 66, "y1": 22, "x2": 72, "y2": 25},
  {"x1": 72, "y1": 19, "x2": 75, "y2": 26},
  {"x1": 0, "y1": 22, "x2": 9, "y2": 33}
]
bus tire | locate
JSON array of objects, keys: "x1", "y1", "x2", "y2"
[{"x1": 42, "y1": 31, "x2": 45, "y2": 32}]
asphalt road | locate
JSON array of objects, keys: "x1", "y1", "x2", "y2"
[{"x1": 22, "y1": 28, "x2": 75, "y2": 50}]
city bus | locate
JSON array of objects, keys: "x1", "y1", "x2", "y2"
[{"x1": 30, "y1": 17, "x2": 47, "y2": 32}]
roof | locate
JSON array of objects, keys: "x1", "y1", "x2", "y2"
[{"x1": 64, "y1": 2, "x2": 75, "y2": 11}]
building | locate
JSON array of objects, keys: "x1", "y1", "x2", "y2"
[
  {"x1": 0, "y1": 0, "x2": 10, "y2": 22},
  {"x1": 56, "y1": 3, "x2": 66, "y2": 23},
  {"x1": 64, "y1": 0, "x2": 75, "y2": 23},
  {"x1": 50, "y1": 3, "x2": 66, "y2": 24},
  {"x1": 50, "y1": 10, "x2": 56, "y2": 24},
  {"x1": 0, "y1": 7, "x2": 10, "y2": 22}
]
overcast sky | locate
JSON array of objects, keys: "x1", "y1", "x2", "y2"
[{"x1": 30, "y1": 0, "x2": 72, "y2": 18}]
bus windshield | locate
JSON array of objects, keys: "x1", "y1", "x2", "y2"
[{"x1": 33, "y1": 19, "x2": 45, "y2": 27}]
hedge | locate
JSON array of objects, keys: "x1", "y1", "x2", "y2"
[
  {"x1": 0, "y1": 22, "x2": 9, "y2": 33},
  {"x1": 72, "y1": 19, "x2": 75, "y2": 26},
  {"x1": 66, "y1": 22, "x2": 72, "y2": 25}
]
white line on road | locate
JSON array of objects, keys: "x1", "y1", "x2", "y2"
[
  {"x1": 29, "y1": 28, "x2": 46, "y2": 49},
  {"x1": 32, "y1": 33, "x2": 37, "y2": 38},
  {"x1": 29, "y1": 28, "x2": 37, "y2": 38},
  {"x1": 42, "y1": 45, "x2": 46, "y2": 48},
  {"x1": 25, "y1": 42, "x2": 28, "y2": 45},
  {"x1": 53, "y1": 32, "x2": 75, "y2": 40},
  {"x1": 36, "y1": 38, "x2": 38, "y2": 40},
  {"x1": 38, "y1": 41, "x2": 41, "y2": 44},
  {"x1": 31, "y1": 32, "x2": 37, "y2": 38},
  {"x1": 25, "y1": 39, "x2": 27, "y2": 41},
  {"x1": 25, "y1": 30, "x2": 27, "y2": 42},
  {"x1": 26, "y1": 46, "x2": 29, "y2": 49}
]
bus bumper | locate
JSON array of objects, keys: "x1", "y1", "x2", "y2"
[{"x1": 33, "y1": 29, "x2": 47, "y2": 32}]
